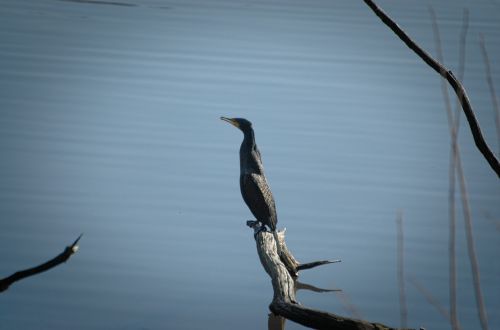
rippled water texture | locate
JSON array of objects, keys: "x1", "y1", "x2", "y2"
[{"x1": 1, "y1": 1, "x2": 499, "y2": 329}]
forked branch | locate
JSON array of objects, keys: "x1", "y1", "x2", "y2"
[{"x1": 247, "y1": 221, "x2": 404, "y2": 330}]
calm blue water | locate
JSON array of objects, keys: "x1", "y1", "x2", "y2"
[{"x1": 1, "y1": 0, "x2": 499, "y2": 329}]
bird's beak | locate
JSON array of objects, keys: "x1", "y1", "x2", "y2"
[{"x1": 220, "y1": 116, "x2": 239, "y2": 128}]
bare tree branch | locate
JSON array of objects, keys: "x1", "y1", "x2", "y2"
[
  {"x1": 0, "y1": 234, "x2": 82, "y2": 293},
  {"x1": 363, "y1": 0, "x2": 500, "y2": 177}
]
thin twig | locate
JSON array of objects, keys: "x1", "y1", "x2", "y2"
[
  {"x1": 452, "y1": 9, "x2": 468, "y2": 330},
  {"x1": 479, "y1": 34, "x2": 500, "y2": 155},
  {"x1": 363, "y1": 0, "x2": 500, "y2": 177},
  {"x1": 331, "y1": 281, "x2": 364, "y2": 320},
  {"x1": 408, "y1": 275, "x2": 454, "y2": 324},
  {"x1": 454, "y1": 9, "x2": 469, "y2": 137},
  {"x1": 428, "y1": 7, "x2": 453, "y2": 126},
  {"x1": 428, "y1": 8, "x2": 488, "y2": 330},
  {"x1": 0, "y1": 234, "x2": 83, "y2": 293},
  {"x1": 429, "y1": 7, "x2": 468, "y2": 330},
  {"x1": 457, "y1": 154, "x2": 489, "y2": 330},
  {"x1": 396, "y1": 210, "x2": 408, "y2": 329}
]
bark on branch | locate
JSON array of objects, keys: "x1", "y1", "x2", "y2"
[
  {"x1": 247, "y1": 221, "x2": 403, "y2": 330},
  {"x1": 0, "y1": 234, "x2": 82, "y2": 293},
  {"x1": 363, "y1": 0, "x2": 500, "y2": 177}
]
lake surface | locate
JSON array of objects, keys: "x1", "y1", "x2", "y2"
[{"x1": 0, "y1": 0, "x2": 499, "y2": 329}]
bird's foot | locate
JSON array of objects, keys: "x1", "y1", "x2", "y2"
[
  {"x1": 246, "y1": 220, "x2": 259, "y2": 228},
  {"x1": 257, "y1": 225, "x2": 267, "y2": 234},
  {"x1": 248, "y1": 221, "x2": 266, "y2": 239}
]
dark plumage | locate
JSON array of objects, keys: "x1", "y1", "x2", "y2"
[{"x1": 221, "y1": 117, "x2": 278, "y2": 233}]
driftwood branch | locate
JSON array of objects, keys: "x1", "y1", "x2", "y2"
[
  {"x1": 247, "y1": 221, "x2": 403, "y2": 330},
  {"x1": 0, "y1": 234, "x2": 83, "y2": 293},
  {"x1": 363, "y1": 0, "x2": 500, "y2": 177}
]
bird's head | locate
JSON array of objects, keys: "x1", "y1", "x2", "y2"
[{"x1": 220, "y1": 117, "x2": 253, "y2": 133}]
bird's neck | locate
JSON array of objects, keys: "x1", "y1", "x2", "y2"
[
  {"x1": 239, "y1": 129, "x2": 262, "y2": 174},
  {"x1": 242, "y1": 129, "x2": 256, "y2": 150}
]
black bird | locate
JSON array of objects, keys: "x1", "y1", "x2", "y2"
[{"x1": 221, "y1": 117, "x2": 281, "y2": 253}]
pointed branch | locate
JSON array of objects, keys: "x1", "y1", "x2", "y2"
[
  {"x1": 297, "y1": 259, "x2": 341, "y2": 271},
  {"x1": 0, "y1": 234, "x2": 83, "y2": 293}
]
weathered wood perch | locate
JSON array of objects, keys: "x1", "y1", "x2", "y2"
[
  {"x1": 247, "y1": 221, "x2": 404, "y2": 330},
  {"x1": 0, "y1": 234, "x2": 82, "y2": 293}
]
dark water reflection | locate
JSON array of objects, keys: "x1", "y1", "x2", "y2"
[{"x1": 1, "y1": 0, "x2": 499, "y2": 329}]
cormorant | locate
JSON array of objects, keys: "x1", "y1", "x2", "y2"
[{"x1": 221, "y1": 117, "x2": 281, "y2": 254}]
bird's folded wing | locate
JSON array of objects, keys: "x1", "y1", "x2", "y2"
[{"x1": 241, "y1": 173, "x2": 276, "y2": 224}]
